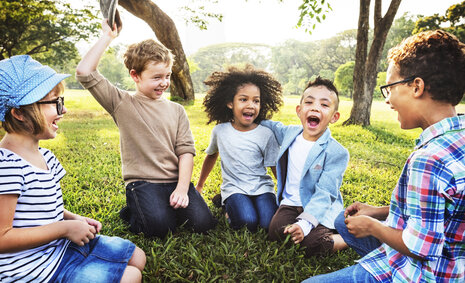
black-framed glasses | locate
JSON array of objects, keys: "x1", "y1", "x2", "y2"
[
  {"x1": 36, "y1": 96, "x2": 64, "y2": 115},
  {"x1": 380, "y1": 76, "x2": 416, "y2": 99}
]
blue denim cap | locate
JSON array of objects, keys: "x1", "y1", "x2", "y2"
[{"x1": 0, "y1": 55, "x2": 70, "y2": 121}]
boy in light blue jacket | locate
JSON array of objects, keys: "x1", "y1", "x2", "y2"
[{"x1": 261, "y1": 77, "x2": 349, "y2": 257}]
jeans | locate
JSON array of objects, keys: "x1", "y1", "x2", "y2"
[
  {"x1": 50, "y1": 235, "x2": 135, "y2": 283},
  {"x1": 334, "y1": 211, "x2": 381, "y2": 257},
  {"x1": 125, "y1": 181, "x2": 216, "y2": 238},
  {"x1": 301, "y1": 264, "x2": 378, "y2": 283},
  {"x1": 224, "y1": 193, "x2": 277, "y2": 232}
]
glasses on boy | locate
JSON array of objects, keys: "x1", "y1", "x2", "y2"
[
  {"x1": 380, "y1": 76, "x2": 416, "y2": 99},
  {"x1": 36, "y1": 96, "x2": 64, "y2": 115}
]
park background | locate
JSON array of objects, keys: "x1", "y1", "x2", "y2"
[{"x1": 1, "y1": 0, "x2": 465, "y2": 281}]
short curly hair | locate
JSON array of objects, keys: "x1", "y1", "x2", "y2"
[
  {"x1": 123, "y1": 39, "x2": 174, "y2": 75},
  {"x1": 203, "y1": 64, "x2": 283, "y2": 124},
  {"x1": 388, "y1": 30, "x2": 465, "y2": 105}
]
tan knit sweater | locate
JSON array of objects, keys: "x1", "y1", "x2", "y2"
[{"x1": 76, "y1": 71, "x2": 195, "y2": 184}]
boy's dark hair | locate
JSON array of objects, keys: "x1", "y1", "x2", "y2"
[
  {"x1": 388, "y1": 29, "x2": 465, "y2": 106},
  {"x1": 302, "y1": 76, "x2": 340, "y2": 110},
  {"x1": 203, "y1": 64, "x2": 283, "y2": 124}
]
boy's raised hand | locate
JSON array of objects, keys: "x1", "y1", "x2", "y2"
[
  {"x1": 284, "y1": 224, "x2": 304, "y2": 244},
  {"x1": 102, "y1": 19, "x2": 120, "y2": 39}
]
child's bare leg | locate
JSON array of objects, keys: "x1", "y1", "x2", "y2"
[
  {"x1": 332, "y1": 234, "x2": 348, "y2": 251},
  {"x1": 120, "y1": 246, "x2": 146, "y2": 283},
  {"x1": 120, "y1": 266, "x2": 142, "y2": 283}
]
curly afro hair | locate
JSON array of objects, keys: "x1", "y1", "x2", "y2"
[
  {"x1": 388, "y1": 30, "x2": 465, "y2": 106},
  {"x1": 203, "y1": 64, "x2": 283, "y2": 125}
]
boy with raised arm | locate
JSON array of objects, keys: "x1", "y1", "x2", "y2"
[{"x1": 76, "y1": 21, "x2": 216, "y2": 238}]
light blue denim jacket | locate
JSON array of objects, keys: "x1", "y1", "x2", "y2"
[{"x1": 261, "y1": 120, "x2": 349, "y2": 229}]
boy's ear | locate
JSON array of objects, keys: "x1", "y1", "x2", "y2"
[
  {"x1": 296, "y1": 104, "x2": 301, "y2": 116},
  {"x1": 227, "y1": 102, "x2": 233, "y2": 109},
  {"x1": 330, "y1": 111, "x2": 340, "y2": 124},
  {"x1": 129, "y1": 69, "x2": 140, "y2": 83},
  {"x1": 412, "y1": 77, "x2": 425, "y2": 98}
]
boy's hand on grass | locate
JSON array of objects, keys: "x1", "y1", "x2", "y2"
[
  {"x1": 284, "y1": 224, "x2": 304, "y2": 244},
  {"x1": 65, "y1": 220, "x2": 97, "y2": 246},
  {"x1": 170, "y1": 188, "x2": 189, "y2": 209}
]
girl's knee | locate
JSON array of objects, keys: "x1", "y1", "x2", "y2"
[
  {"x1": 129, "y1": 246, "x2": 146, "y2": 271},
  {"x1": 120, "y1": 265, "x2": 142, "y2": 283}
]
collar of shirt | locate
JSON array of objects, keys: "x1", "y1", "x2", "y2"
[{"x1": 415, "y1": 115, "x2": 465, "y2": 149}]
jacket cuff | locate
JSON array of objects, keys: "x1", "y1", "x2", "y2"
[{"x1": 297, "y1": 212, "x2": 319, "y2": 228}]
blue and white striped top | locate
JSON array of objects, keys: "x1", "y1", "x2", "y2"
[{"x1": 0, "y1": 147, "x2": 70, "y2": 282}]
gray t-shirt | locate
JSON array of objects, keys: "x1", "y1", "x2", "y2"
[{"x1": 206, "y1": 122, "x2": 279, "y2": 203}]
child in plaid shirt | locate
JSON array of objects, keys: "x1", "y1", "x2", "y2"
[{"x1": 304, "y1": 30, "x2": 465, "y2": 282}]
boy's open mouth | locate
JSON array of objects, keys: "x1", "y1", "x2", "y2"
[{"x1": 307, "y1": 116, "x2": 320, "y2": 127}]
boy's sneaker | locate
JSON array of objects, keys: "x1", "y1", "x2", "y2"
[
  {"x1": 119, "y1": 206, "x2": 130, "y2": 223},
  {"x1": 212, "y1": 194, "x2": 222, "y2": 208}
]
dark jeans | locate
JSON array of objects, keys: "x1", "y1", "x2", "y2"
[
  {"x1": 268, "y1": 205, "x2": 336, "y2": 257},
  {"x1": 224, "y1": 193, "x2": 278, "y2": 232},
  {"x1": 334, "y1": 211, "x2": 381, "y2": 257},
  {"x1": 124, "y1": 181, "x2": 216, "y2": 238}
]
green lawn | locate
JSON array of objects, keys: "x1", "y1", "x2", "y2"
[{"x1": 7, "y1": 89, "x2": 465, "y2": 282}]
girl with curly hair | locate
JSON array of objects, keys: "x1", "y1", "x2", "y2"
[{"x1": 196, "y1": 64, "x2": 283, "y2": 232}]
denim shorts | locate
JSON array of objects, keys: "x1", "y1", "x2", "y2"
[{"x1": 50, "y1": 235, "x2": 136, "y2": 283}]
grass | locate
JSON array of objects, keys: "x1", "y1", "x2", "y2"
[{"x1": 4, "y1": 89, "x2": 465, "y2": 282}]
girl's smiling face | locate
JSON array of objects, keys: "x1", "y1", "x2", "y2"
[
  {"x1": 227, "y1": 83, "x2": 261, "y2": 131},
  {"x1": 36, "y1": 86, "x2": 67, "y2": 140}
]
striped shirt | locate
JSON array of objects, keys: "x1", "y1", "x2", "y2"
[
  {"x1": 360, "y1": 115, "x2": 465, "y2": 282},
  {"x1": 0, "y1": 148, "x2": 70, "y2": 282}
]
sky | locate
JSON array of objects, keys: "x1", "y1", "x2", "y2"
[{"x1": 102, "y1": 0, "x2": 459, "y2": 55}]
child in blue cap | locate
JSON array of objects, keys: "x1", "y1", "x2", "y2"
[{"x1": 0, "y1": 55, "x2": 145, "y2": 282}]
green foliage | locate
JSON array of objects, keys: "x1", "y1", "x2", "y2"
[
  {"x1": 9, "y1": 90, "x2": 463, "y2": 282},
  {"x1": 379, "y1": 13, "x2": 417, "y2": 71},
  {"x1": 99, "y1": 45, "x2": 134, "y2": 90},
  {"x1": 334, "y1": 61, "x2": 354, "y2": 98},
  {"x1": 188, "y1": 43, "x2": 272, "y2": 93},
  {"x1": 0, "y1": 0, "x2": 100, "y2": 65},
  {"x1": 292, "y1": 0, "x2": 333, "y2": 34},
  {"x1": 414, "y1": 1, "x2": 465, "y2": 42}
]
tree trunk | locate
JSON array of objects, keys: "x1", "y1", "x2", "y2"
[
  {"x1": 343, "y1": 0, "x2": 402, "y2": 126},
  {"x1": 118, "y1": 0, "x2": 195, "y2": 102}
]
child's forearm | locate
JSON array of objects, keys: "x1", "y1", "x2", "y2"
[
  {"x1": 0, "y1": 221, "x2": 72, "y2": 253},
  {"x1": 176, "y1": 153, "x2": 194, "y2": 193},
  {"x1": 76, "y1": 34, "x2": 113, "y2": 76},
  {"x1": 197, "y1": 153, "x2": 219, "y2": 189},
  {"x1": 368, "y1": 219, "x2": 423, "y2": 260}
]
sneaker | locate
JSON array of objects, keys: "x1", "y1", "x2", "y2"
[{"x1": 212, "y1": 194, "x2": 222, "y2": 208}]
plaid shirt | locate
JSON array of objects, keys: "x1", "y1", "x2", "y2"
[{"x1": 360, "y1": 115, "x2": 465, "y2": 282}]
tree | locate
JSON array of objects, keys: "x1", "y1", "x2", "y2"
[
  {"x1": 117, "y1": 0, "x2": 221, "y2": 102},
  {"x1": 0, "y1": 0, "x2": 99, "y2": 65},
  {"x1": 297, "y1": 0, "x2": 402, "y2": 126},
  {"x1": 414, "y1": 1, "x2": 465, "y2": 42},
  {"x1": 334, "y1": 61, "x2": 355, "y2": 98}
]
